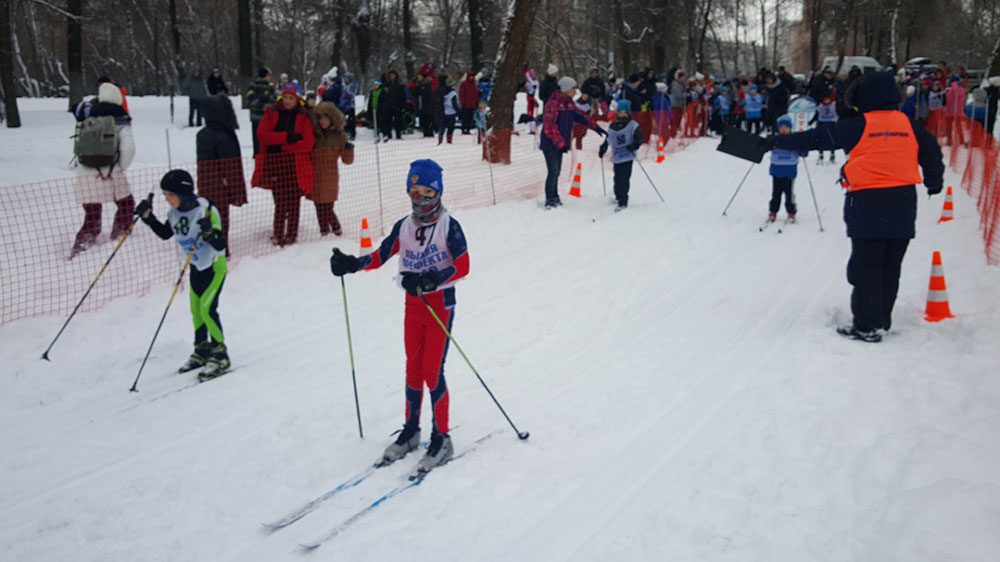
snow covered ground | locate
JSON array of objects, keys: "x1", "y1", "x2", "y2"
[{"x1": 2, "y1": 97, "x2": 999, "y2": 561}]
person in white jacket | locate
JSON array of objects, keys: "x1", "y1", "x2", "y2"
[{"x1": 72, "y1": 82, "x2": 136, "y2": 256}]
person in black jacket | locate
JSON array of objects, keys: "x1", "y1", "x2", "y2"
[
  {"x1": 539, "y1": 64, "x2": 560, "y2": 104},
  {"x1": 380, "y1": 69, "x2": 408, "y2": 141},
  {"x1": 207, "y1": 69, "x2": 228, "y2": 95},
  {"x1": 765, "y1": 71, "x2": 944, "y2": 342},
  {"x1": 581, "y1": 69, "x2": 605, "y2": 104},
  {"x1": 196, "y1": 95, "x2": 246, "y2": 245},
  {"x1": 245, "y1": 68, "x2": 276, "y2": 154}
]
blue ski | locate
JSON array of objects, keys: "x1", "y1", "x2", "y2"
[{"x1": 299, "y1": 434, "x2": 493, "y2": 550}]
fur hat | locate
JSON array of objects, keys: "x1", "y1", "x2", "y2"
[
  {"x1": 547, "y1": 64, "x2": 559, "y2": 76},
  {"x1": 98, "y1": 82, "x2": 123, "y2": 106},
  {"x1": 558, "y1": 76, "x2": 577, "y2": 93},
  {"x1": 407, "y1": 159, "x2": 444, "y2": 194},
  {"x1": 695, "y1": 72, "x2": 705, "y2": 81}
]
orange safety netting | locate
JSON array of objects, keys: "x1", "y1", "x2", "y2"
[
  {"x1": 1, "y1": 125, "x2": 697, "y2": 326},
  {"x1": 931, "y1": 112, "x2": 1000, "y2": 265}
]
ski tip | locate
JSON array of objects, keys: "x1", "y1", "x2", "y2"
[{"x1": 299, "y1": 543, "x2": 321, "y2": 551}]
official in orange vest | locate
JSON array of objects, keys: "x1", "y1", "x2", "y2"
[{"x1": 766, "y1": 71, "x2": 944, "y2": 342}]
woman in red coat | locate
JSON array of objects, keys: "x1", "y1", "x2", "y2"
[{"x1": 252, "y1": 83, "x2": 315, "y2": 246}]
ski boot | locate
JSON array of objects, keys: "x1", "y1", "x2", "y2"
[
  {"x1": 788, "y1": 213, "x2": 796, "y2": 223},
  {"x1": 376, "y1": 425, "x2": 420, "y2": 467},
  {"x1": 414, "y1": 432, "x2": 454, "y2": 476},
  {"x1": 817, "y1": 154, "x2": 824, "y2": 165},
  {"x1": 197, "y1": 342, "x2": 231, "y2": 381},
  {"x1": 829, "y1": 153, "x2": 836, "y2": 164},
  {"x1": 179, "y1": 341, "x2": 212, "y2": 373},
  {"x1": 767, "y1": 212, "x2": 777, "y2": 222}
]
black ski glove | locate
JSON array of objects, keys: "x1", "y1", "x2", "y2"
[
  {"x1": 135, "y1": 199, "x2": 153, "y2": 221},
  {"x1": 593, "y1": 125, "x2": 608, "y2": 137},
  {"x1": 345, "y1": 142, "x2": 355, "y2": 151},
  {"x1": 197, "y1": 216, "x2": 214, "y2": 234},
  {"x1": 927, "y1": 184, "x2": 943, "y2": 195},
  {"x1": 627, "y1": 142, "x2": 642, "y2": 153},
  {"x1": 400, "y1": 271, "x2": 440, "y2": 297},
  {"x1": 330, "y1": 248, "x2": 360, "y2": 276},
  {"x1": 598, "y1": 141, "x2": 608, "y2": 159},
  {"x1": 287, "y1": 132, "x2": 303, "y2": 144}
]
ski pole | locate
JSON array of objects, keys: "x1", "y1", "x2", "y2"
[
  {"x1": 599, "y1": 153, "x2": 607, "y2": 197},
  {"x1": 42, "y1": 193, "x2": 153, "y2": 361},
  {"x1": 801, "y1": 156, "x2": 825, "y2": 232},
  {"x1": 129, "y1": 234, "x2": 201, "y2": 393},
  {"x1": 721, "y1": 161, "x2": 756, "y2": 216},
  {"x1": 631, "y1": 152, "x2": 665, "y2": 202},
  {"x1": 418, "y1": 292, "x2": 529, "y2": 440},
  {"x1": 340, "y1": 276, "x2": 364, "y2": 439}
]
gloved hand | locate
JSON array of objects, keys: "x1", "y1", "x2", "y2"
[
  {"x1": 759, "y1": 135, "x2": 778, "y2": 152},
  {"x1": 400, "y1": 271, "x2": 440, "y2": 297},
  {"x1": 598, "y1": 142, "x2": 608, "y2": 159},
  {"x1": 134, "y1": 199, "x2": 153, "y2": 220},
  {"x1": 198, "y1": 217, "x2": 214, "y2": 234},
  {"x1": 330, "y1": 248, "x2": 360, "y2": 276},
  {"x1": 927, "y1": 184, "x2": 943, "y2": 195},
  {"x1": 287, "y1": 132, "x2": 303, "y2": 144},
  {"x1": 345, "y1": 142, "x2": 355, "y2": 151},
  {"x1": 593, "y1": 126, "x2": 608, "y2": 137},
  {"x1": 626, "y1": 142, "x2": 642, "y2": 153}
]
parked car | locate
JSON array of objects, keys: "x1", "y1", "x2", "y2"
[{"x1": 817, "y1": 55, "x2": 882, "y2": 75}]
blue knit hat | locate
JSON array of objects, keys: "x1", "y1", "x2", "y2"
[
  {"x1": 616, "y1": 99, "x2": 632, "y2": 115},
  {"x1": 407, "y1": 159, "x2": 444, "y2": 193},
  {"x1": 777, "y1": 114, "x2": 793, "y2": 129}
]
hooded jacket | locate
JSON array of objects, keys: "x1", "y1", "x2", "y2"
[
  {"x1": 773, "y1": 71, "x2": 943, "y2": 239},
  {"x1": 196, "y1": 96, "x2": 247, "y2": 207},
  {"x1": 309, "y1": 101, "x2": 354, "y2": 203}
]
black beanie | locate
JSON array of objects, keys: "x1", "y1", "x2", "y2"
[
  {"x1": 160, "y1": 169, "x2": 195, "y2": 196},
  {"x1": 258, "y1": 66, "x2": 272, "y2": 79}
]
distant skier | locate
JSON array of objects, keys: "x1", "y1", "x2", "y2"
[
  {"x1": 812, "y1": 96, "x2": 838, "y2": 163},
  {"x1": 329, "y1": 159, "x2": 470, "y2": 474},
  {"x1": 764, "y1": 71, "x2": 944, "y2": 342},
  {"x1": 134, "y1": 170, "x2": 231, "y2": 380},
  {"x1": 598, "y1": 99, "x2": 643, "y2": 210},
  {"x1": 766, "y1": 115, "x2": 800, "y2": 224}
]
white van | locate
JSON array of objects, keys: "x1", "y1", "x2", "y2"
[{"x1": 818, "y1": 56, "x2": 882, "y2": 75}]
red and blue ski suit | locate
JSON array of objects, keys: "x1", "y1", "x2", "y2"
[{"x1": 357, "y1": 212, "x2": 469, "y2": 436}]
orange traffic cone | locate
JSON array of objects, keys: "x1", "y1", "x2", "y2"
[
  {"x1": 568, "y1": 162, "x2": 583, "y2": 198},
  {"x1": 360, "y1": 218, "x2": 374, "y2": 253},
  {"x1": 937, "y1": 186, "x2": 954, "y2": 223},
  {"x1": 925, "y1": 251, "x2": 955, "y2": 322},
  {"x1": 656, "y1": 138, "x2": 665, "y2": 163}
]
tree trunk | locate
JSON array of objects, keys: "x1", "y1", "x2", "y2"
[
  {"x1": 483, "y1": 0, "x2": 539, "y2": 164},
  {"x1": 403, "y1": 0, "x2": 414, "y2": 79},
  {"x1": 990, "y1": 36, "x2": 1000, "y2": 77},
  {"x1": 332, "y1": 0, "x2": 345, "y2": 71},
  {"x1": 238, "y1": 0, "x2": 253, "y2": 95},
  {"x1": 253, "y1": 0, "x2": 264, "y2": 68},
  {"x1": 614, "y1": 0, "x2": 630, "y2": 74},
  {"x1": 67, "y1": 0, "x2": 83, "y2": 113},
  {"x1": 808, "y1": 0, "x2": 822, "y2": 71},
  {"x1": 169, "y1": 0, "x2": 182, "y2": 80},
  {"x1": 771, "y1": 1, "x2": 779, "y2": 69},
  {"x1": 468, "y1": 0, "x2": 483, "y2": 71},
  {"x1": 0, "y1": 0, "x2": 20, "y2": 127}
]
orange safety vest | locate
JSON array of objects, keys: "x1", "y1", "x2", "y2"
[{"x1": 843, "y1": 111, "x2": 922, "y2": 191}]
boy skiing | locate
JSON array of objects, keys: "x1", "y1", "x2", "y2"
[
  {"x1": 134, "y1": 170, "x2": 232, "y2": 380},
  {"x1": 598, "y1": 99, "x2": 644, "y2": 210},
  {"x1": 329, "y1": 159, "x2": 470, "y2": 475},
  {"x1": 767, "y1": 115, "x2": 799, "y2": 223},
  {"x1": 813, "y1": 96, "x2": 838, "y2": 163}
]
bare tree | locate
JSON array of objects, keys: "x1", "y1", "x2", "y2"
[
  {"x1": 484, "y1": 0, "x2": 538, "y2": 164},
  {"x1": 67, "y1": 0, "x2": 83, "y2": 112},
  {"x1": 468, "y1": 0, "x2": 484, "y2": 70},
  {"x1": 0, "y1": 0, "x2": 20, "y2": 127}
]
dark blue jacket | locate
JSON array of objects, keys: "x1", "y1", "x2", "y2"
[{"x1": 774, "y1": 72, "x2": 943, "y2": 239}]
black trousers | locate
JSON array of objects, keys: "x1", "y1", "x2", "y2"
[
  {"x1": 613, "y1": 161, "x2": 634, "y2": 206},
  {"x1": 460, "y1": 107, "x2": 474, "y2": 133},
  {"x1": 189, "y1": 98, "x2": 202, "y2": 127},
  {"x1": 769, "y1": 176, "x2": 797, "y2": 214},
  {"x1": 847, "y1": 238, "x2": 910, "y2": 332}
]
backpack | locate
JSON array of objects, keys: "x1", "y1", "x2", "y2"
[{"x1": 75, "y1": 115, "x2": 119, "y2": 170}]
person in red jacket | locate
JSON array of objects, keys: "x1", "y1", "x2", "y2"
[
  {"x1": 252, "y1": 83, "x2": 315, "y2": 246},
  {"x1": 458, "y1": 70, "x2": 479, "y2": 135}
]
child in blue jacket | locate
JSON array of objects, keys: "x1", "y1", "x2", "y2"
[
  {"x1": 768, "y1": 115, "x2": 800, "y2": 222},
  {"x1": 742, "y1": 83, "x2": 765, "y2": 134}
]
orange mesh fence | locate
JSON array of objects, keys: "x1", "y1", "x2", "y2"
[
  {"x1": 930, "y1": 112, "x2": 1000, "y2": 265},
  {"x1": 1, "y1": 127, "x2": 693, "y2": 325}
]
